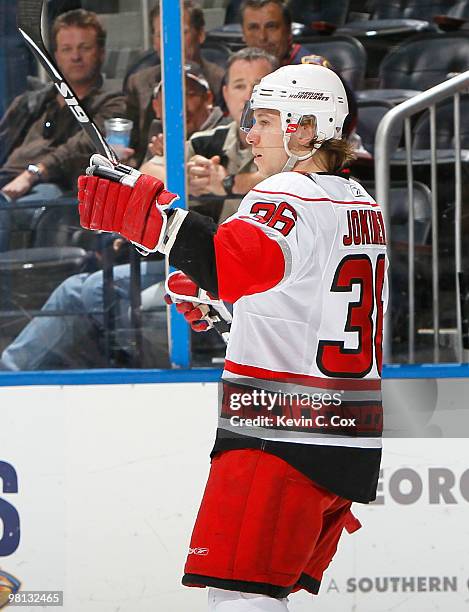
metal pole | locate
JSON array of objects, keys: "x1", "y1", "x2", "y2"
[
  {"x1": 453, "y1": 92, "x2": 463, "y2": 362},
  {"x1": 429, "y1": 104, "x2": 440, "y2": 362},
  {"x1": 129, "y1": 249, "x2": 143, "y2": 368},
  {"x1": 101, "y1": 237, "x2": 116, "y2": 366},
  {"x1": 375, "y1": 71, "x2": 469, "y2": 366},
  {"x1": 375, "y1": 113, "x2": 393, "y2": 364},
  {"x1": 38, "y1": 0, "x2": 48, "y2": 82},
  {"x1": 404, "y1": 118, "x2": 415, "y2": 363},
  {"x1": 141, "y1": 0, "x2": 151, "y2": 50}
]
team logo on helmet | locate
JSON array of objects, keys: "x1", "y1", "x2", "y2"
[
  {"x1": 288, "y1": 91, "x2": 330, "y2": 101},
  {"x1": 0, "y1": 569, "x2": 21, "y2": 609}
]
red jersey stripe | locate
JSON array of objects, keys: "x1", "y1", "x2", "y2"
[
  {"x1": 250, "y1": 188, "x2": 379, "y2": 207},
  {"x1": 224, "y1": 359, "x2": 382, "y2": 391}
]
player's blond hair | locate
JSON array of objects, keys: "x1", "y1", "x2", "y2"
[
  {"x1": 314, "y1": 138, "x2": 357, "y2": 172},
  {"x1": 301, "y1": 116, "x2": 356, "y2": 172}
]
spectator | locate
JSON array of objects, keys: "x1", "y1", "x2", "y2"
[
  {"x1": 0, "y1": 254, "x2": 168, "y2": 371},
  {"x1": 140, "y1": 62, "x2": 227, "y2": 169},
  {"x1": 125, "y1": 0, "x2": 225, "y2": 165},
  {"x1": 0, "y1": 9, "x2": 125, "y2": 251},
  {"x1": 186, "y1": 47, "x2": 279, "y2": 221},
  {"x1": 0, "y1": 65, "x2": 228, "y2": 372},
  {"x1": 147, "y1": 48, "x2": 277, "y2": 205},
  {"x1": 240, "y1": 2, "x2": 359, "y2": 141},
  {"x1": 122, "y1": 3, "x2": 161, "y2": 89},
  {"x1": 241, "y1": 0, "x2": 312, "y2": 65}
]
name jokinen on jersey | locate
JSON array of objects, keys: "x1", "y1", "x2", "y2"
[{"x1": 168, "y1": 170, "x2": 388, "y2": 503}]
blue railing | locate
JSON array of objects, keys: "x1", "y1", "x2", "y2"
[
  {"x1": 1, "y1": 364, "x2": 469, "y2": 387},
  {"x1": 161, "y1": 0, "x2": 190, "y2": 368}
]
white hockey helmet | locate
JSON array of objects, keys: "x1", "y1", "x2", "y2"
[{"x1": 241, "y1": 63, "x2": 349, "y2": 171}]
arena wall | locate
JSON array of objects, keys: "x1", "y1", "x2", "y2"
[{"x1": 1, "y1": 367, "x2": 468, "y2": 611}]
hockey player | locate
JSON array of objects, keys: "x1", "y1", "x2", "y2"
[{"x1": 77, "y1": 63, "x2": 387, "y2": 611}]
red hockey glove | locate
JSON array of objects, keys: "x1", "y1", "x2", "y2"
[
  {"x1": 164, "y1": 271, "x2": 232, "y2": 341},
  {"x1": 77, "y1": 154, "x2": 178, "y2": 253}
]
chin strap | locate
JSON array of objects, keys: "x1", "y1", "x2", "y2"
[{"x1": 280, "y1": 134, "x2": 319, "y2": 172}]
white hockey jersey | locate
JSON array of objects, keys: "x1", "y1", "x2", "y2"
[
  {"x1": 224, "y1": 171, "x2": 387, "y2": 381},
  {"x1": 213, "y1": 171, "x2": 387, "y2": 502}
]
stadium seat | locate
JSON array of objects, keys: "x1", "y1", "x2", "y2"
[
  {"x1": 357, "y1": 31, "x2": 469, "y2": 104},
  {"x1": 380, "y1": 32, "x2": 469, "y2": 90},
  {"x1": 31, "y1": 203, "x2": 97, "y2": 251},
  {"x1": 337, "y1": 0, "x2": 456, "y2": 79},
  {"x1": 356, "y1": 88, "x2": 422, "y2": 106},
  {"x1": 81, "y1": 0, "x2": 116, "y2": 12},
  {"x1": 98, "y1": 11, "x2": 143, "y2": 49},
  {"x1": 356, "y1": 99, "x2": 399, "y2": 157},
  {"x1": 224, "y1": 0, "x2": 351, "y2": 28},
  {"x1": 338, "y1": 18, "x2": 429, "y2": 42},
  {"x1": 103, "y1": 47, "x2": 144, "y2": 83},
  {"x1": 385, "y1": 181, "x2": 432, "y2": 245},
  {"x1": 0, "y1": 201, "x2": 119, "y2": 367},
  {"x1": 200, "y1": 0, "x2": 227, "y2": 5},
  {"x1": 0, "y1": 201, "x2": 93, "y2": 313},
  {"x1": 434, "y1": 1, "x2": 469, "y2": 30},
  {"x1": 300, "y1": 35, "x2": 367, "y2": 89},
  {"x1": 224, "y1": 0, "x2": 240, "y2": 24},
  {"x1": 370, "y1": 0, "x2": 454, "y2": 20},
  {"x1": 339, "y1": 0, "x2": 457, "y2": 35},
  {"x1": 205, "y1": 22, "x2": 244, "y2": 50},
  {"x1": 283, "y1": 0, "x2": 351, "y2": 28},
  {"x1": 445, "y1": 0, "x2": 469, "y2": 18},
  {"x1": 412, "y1": 94, "x2": 469, "y2": 150},
  {"x1": 200, "y1": 41, "x2": 232, "y2": 69},
  {"x1": 0, "y1": 244, "x2": 90, "y2": 357},
  {"x1": 206, "y1": 22, "x2": 322, "y2": 51},
  {"x1": 203, "y1": 6, "x2": 227, "y2": 31}
]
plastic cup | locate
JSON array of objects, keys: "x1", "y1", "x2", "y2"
[{"x1": 104, "y1": 118, "x2": 133, "y2": 147}]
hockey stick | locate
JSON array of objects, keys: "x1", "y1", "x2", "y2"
[{"x1": 17, "y1": 0, "x2": 118, "y2": 164}]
